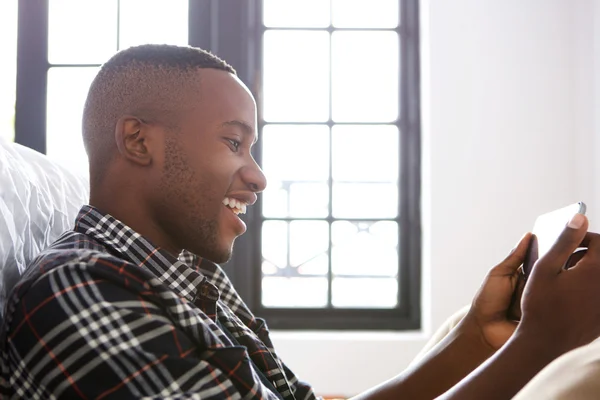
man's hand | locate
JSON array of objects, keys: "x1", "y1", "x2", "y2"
[
  {"x1": 354, "y1": 213, "x2": 600, "y2": 400},
  {"x1": 465, "y1": 233, "x2": 532, "y2": 350},
  {"x1": 519, "y1": 214, "x2": 600, "y2": 352},
  {"x1": 438, "y1": 213, "x2": 600, "y2": 400},
  {"x1": 351, "y1": 233, "x2": 536, "y2": 400}
]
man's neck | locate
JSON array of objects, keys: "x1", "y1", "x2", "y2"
[{"x1": 89, "y1": 191, "x2": 182, "y2": 257}]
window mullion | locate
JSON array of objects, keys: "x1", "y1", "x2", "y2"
[
  {"x1": 402, "y1": 0, "x2": 422, "y2": 324},
  {"x1": 327, "y1": 24, "x2": 334, "y2": 308},
  {"x1": 15, "y1": 0, "x2": 49, "y2": 154},
  {"x1": 188, "y1": 0, "x2": 216, "y2": 54}
]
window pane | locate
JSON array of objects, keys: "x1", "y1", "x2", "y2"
[
  {"x1": 263, "y1": 31, "x2": 330, "y2": 122},
  {"x1": 332, "y1": 277, "x2": 398, "y2": 308},
  {"x1": 289, "y1": 220, "x2": 329, "y2": 271},
  {"x1": 262, "y1": 277, "x2": 328, "y2": 308},
  {"x1": 289, "y1": 182, "x2": 329, "y2": 218},
  {"x1": 263, "y1": 182, "x2": 329, "y2": 219},
  {"x1": 119, "y1": 0, "x2": 188, "y2": 49},
  {"x1": 0, "y1": 0, "x2": 17, "y2": 142},
  {"x1": 261, "y1": 221, "x2": 330, "y2": 273},
  {"x1": 263, "y1": 0, "x2": 330, "y2": 28},
  {"x1": 262, "y1": 220, "x2": 288, "y2": 268},
  {"x1": 262, "y1": 125, "x2": 330, "y2": 181},
  {"x1": 262, "y1": 260, "x2": 278, "y2": 276},
  {"x1": 332, "y1": 0, "x2": 399, "y2": 28},
  {"x1": 261, "y1": 221, "x2": 330, "y2": 307},
  {"x1": 48, "y1": 0, "x2": 118, "y2": 64},
  {"x1": 332, "y1": 31, "x2": 399, "y2": 122},
  {"x1": 262, "y1": 125, "x2": 330, "y2": 218},
  {"x1": 262, "y1": 187, "x2": 289, "y2": 218},
  {"x1": 332, "y1": 125, "x2": 398, "y2": 182},
  {"x1": 46, "y1": 67, "x2": 99, "y2": 176},
  {"x1": 333, "y1": 183, "x2": 398, "y2": 218},
  {"x1": 297, "y1": 254, "x2": 329, "y2": 276},
  {"x1": 332, "y1": 220, "x2": 398, "y2": 276}
]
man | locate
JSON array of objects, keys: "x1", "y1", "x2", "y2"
[{"x1": 2, "y1": 44, "x2": 600, "y2": 399}]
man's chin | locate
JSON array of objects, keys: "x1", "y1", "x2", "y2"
[
  {"x1": 206, "y1": 251, "x2": 232, "y2": 264},
  {"x1": 193, "y1": 243, "x2": 234, "y2": 264}
]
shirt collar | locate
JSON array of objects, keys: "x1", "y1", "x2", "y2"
[{"x1": 73, "y1": 205, "x2": 206, "y2": 302}]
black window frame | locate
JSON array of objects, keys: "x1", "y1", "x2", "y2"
[{"x1": 14, "y1": 0, "x2": 421, "y2": 331}]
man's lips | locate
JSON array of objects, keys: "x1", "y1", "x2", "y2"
[{"x1": 221, "y1": 199, "x2": 247, "y2": 234}]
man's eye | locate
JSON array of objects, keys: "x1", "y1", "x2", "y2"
[{"x1": 227, "y1": 139, "x2": 241, "y2": 151}]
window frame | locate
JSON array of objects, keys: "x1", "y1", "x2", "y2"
[{"x1": 13, "y1": 0, "x2": 421, "y2": 331}]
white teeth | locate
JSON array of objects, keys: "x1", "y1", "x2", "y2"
[{"x1": 223, "y1": 197, "x2": 248, "y2": 215}]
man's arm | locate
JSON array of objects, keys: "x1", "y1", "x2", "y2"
[
  {"x1": 352, "y1": 232, "x2": 531, "y2": 400},
  {"x1": 351, "y1": 315, "x2": 494, "y2": 400},
  {"x1": 353, "y1": 214, "x2": 600, "y2": 400},
  {"x1": 352, "y1": 322, "x2": 562, "y2": 400},
  {"x1": 4, "y1": 259, "x2": 279, "y2": 399}
]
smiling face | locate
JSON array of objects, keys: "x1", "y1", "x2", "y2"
[{"x1": 148, "y1": 69, "x2": 266, "y2": 262}]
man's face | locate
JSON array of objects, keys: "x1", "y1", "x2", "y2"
[{"x1": 152, "y1": 69, "x2": 266, "y2": 263}]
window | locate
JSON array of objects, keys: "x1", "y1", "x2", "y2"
[
  {"x1": 18, "y1": 0, "x2": 188, "y2": 175},
  {"x1": 13, "y1": 0, "x2": 420, "y2": 330},
  {"x1": 247, "y1": 0, "x2": 421, "y2": 330}
]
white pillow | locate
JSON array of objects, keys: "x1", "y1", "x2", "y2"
[{"x1": 0, "y1": 138, "x2": 89, "y2": 310}]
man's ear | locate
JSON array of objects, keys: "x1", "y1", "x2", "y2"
[{"x1": 114, "y1": 116, "x2": 153, "y2": 166}]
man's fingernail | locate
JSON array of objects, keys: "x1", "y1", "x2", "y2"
[{"x1": 567, "y1": 213, "x2": 585, "y2": 229}]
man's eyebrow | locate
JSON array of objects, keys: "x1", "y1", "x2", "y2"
[{"x1": 220, "y1": 120, "x2": 257, "y2": 144}]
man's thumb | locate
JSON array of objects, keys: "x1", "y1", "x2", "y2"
[{"x1": 533, "y1": 213, "x2": 588, "y2": 276}]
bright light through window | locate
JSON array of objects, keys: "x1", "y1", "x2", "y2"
[
  {"x1": 260, "y1": 0, "x2": 401, "y2": 309},
  {"x1": 0, "y1": 1, "x2": 18, "y2": 143},
  {"x1": 45, "y1": 0, "x2": 188, "y2": 175},
  {"x1": 118, "y1": 0, "x2": 188, "y2": 49},
  {"x1": 46, "y1": 67, "x2": 99, "y2": 175}
]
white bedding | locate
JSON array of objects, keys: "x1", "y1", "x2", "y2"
[{"x1": 0, "y1": 138, "x2": 89, "y2": 311}]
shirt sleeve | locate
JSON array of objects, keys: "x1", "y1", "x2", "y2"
[{"x1": 4, "y1": 258, "x2": 280, "y2": 400}]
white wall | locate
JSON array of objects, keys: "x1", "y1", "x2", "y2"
[
  {"x1": 270, "y1": 0, "x2": 600, "y2": 397},
  {"x1": 593, "y1": 0, "x2": 600, "y2": 216}
]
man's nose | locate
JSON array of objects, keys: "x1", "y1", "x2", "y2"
[{"x1": 242, "y1": 159, "x2": 267, "y2": 193}]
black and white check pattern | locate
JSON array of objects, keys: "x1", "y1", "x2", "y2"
[{"x1": 0, "y1": 205, "x2": 318, "y2": 399}]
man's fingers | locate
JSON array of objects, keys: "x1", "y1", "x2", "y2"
[
  {"x1": 507, "y1": 232, "x2": 533, "y2": 262},
  {"x1": 564, "y1": 249, "x2": 587, "y2": 270},
  {"x1": 534, "y1": 213, "x2": 588, "y2": 276},
  {"x1": 565, "y1": 232, "x2": 600, "y2": 270},
  {"x1": 493, "y1": 233, "x2": 532, "y2": 275},
  {"x1": 577, "y1": 232, "x2": 600, "y2": 254}
]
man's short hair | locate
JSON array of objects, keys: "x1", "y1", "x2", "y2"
[{"x1": 82, "y1": 44, "x2": 236, "y2": 185}]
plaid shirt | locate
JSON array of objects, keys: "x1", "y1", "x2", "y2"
[{"x1": 0, "y1": 206, "x2": 317, "y2": 399}]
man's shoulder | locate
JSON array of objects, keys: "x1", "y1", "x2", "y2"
[
  {"x1": 35, "y1": 229, "x2": 106, "y2": 256},
  {"x1": 3, "y1": 238, "x2": 168, "y2": 339},
  {"x1": 23, "y1": 230, "x2": 119, "y2": 279},
  {"x1": 15, "y1": 233, "x2": 154, "y2": 303}
]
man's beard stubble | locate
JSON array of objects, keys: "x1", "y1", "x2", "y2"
[{"x1": 161, "y1": 138, "x2": 231, "y2": 263}]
